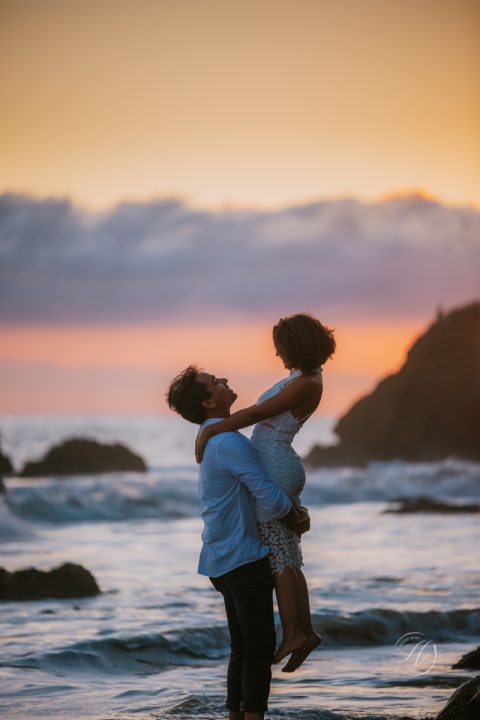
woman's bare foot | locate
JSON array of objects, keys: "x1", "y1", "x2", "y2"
[
  {"x1": 273, "y1": 632, "x2": 306, "y2": 664},
  {"x1": 281, "y1": 632, "x2": 322, "y2": 673}
]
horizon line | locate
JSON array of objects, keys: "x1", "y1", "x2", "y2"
[{"x1": 2, "y1": 186, "x2": 479, "y2": 214}]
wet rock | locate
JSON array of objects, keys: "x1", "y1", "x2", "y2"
[
  {"x1": 0, "y1": 562, "x2": 101, "y2": 601},
  {"x1": 383, "y1": 496, "x2": 480, "y2": 514},
  {"x1": 434, "y1": 675, "x2": 480, "y2": 719},
  {"x1": 453, "y1": 647, "x2": 480, "y2": 670},
  {"x1": 305, "y1": 302, "x2": 480, "y2": 466},
  {"x1": 19, "y1": 437, "x2": 147, "y2": 477},
  {"x1": 0, "y1": 445, "x2": 13, "y2": 476}
]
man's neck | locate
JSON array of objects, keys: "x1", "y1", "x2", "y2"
[{"x1": 205, "y1": 410, "x2": 230, "y2": 420}]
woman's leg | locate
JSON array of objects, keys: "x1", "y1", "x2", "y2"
[
  {"x1": 273, "y1": 565, "x2": 306, "y2": 663},
  {"x1": 295, "y1": 568, "x2": 315, "y2": 635},
  {"x1": 281, "y1": 569, "x2": 322, "y2": 673}
]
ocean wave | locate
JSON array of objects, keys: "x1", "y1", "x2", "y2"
[
  {"x1": 0, "y1": 499, "x2": 36, "y2": 542},
  {"x1": 2, "y1": 608, "x2": 478, "y2": 677},
  {"x1": 3, "y1": 472, "x2": 200, "y2": 526},
  {"x1": 0, "y1": 625, "x2": 230, "y2": 676},
  {"x1": 2, "y1": 459, "x2": 479, "y2": 528},
  {"x1": 311, "y1": 607, "x2": 480, "y2": 646},
  {"x1": 302, "y1": 458, "x2": 480, "y2": 505}
]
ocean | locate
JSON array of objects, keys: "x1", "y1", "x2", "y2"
[{"x1": 0, "y1": 414, "x2": 479, "y2": 720}]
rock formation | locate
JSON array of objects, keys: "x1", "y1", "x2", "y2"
[
  {"x1": 0, "y1": 444, "x2": 13, "y2": 475},
  {"x1": 306, "y1": 302, "x2": 480, "y2": 466},
  {"x1": 20, "y1": 437, "x2": 147, "y2": 477},
  {"x1": 383, "y1": 497, "x2": 480, "y2": 514},
  {"x1": 453, "y1": 647, "x2": 480, "y2": 670},
  {"x1": 0, "y1": 562, "x2": 101, "y2": 601},
  {"x1": 434, "y1": 675, "x2": 480, "y2": 719}
]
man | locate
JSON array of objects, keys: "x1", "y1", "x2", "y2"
[{"x1": 166, "y1": 365, "x2": 308, "y2": 720}]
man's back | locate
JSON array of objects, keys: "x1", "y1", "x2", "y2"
[{"x1": 198, "y1": 419, "x2": 291, "y2": 577}]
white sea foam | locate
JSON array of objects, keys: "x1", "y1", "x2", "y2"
[
  {"x1": 303, "y1": 458, "x2": 480, "y2": 505},
  {"x1": 2, "y1": 458, "x2": 479, "y2": 530},
  {"x1": 3, "y1": 472, "x2": 199, "y2": 527}
]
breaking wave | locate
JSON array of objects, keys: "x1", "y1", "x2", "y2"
[
  {"x1": 2, "y1": 607, "x2": 478, "y2": 676},
  {"x1": 2, "y1": 459, "x2": 479, "y2": 529}
]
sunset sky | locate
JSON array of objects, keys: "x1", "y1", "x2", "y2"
[{"x1": 0, "y1": 0, "x2": 479, "y2": 416}]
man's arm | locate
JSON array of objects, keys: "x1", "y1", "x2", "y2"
[
  {"x1": 195, "y1": 375, "x2": 320, "y2": 463},
  {"x1": 216, "y1": 433, "x2": 292, "y2": 521}
]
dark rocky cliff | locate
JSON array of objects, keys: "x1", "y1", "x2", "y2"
[{"x1": 306, "y1": 302, "x2": 480, "y2": 466}]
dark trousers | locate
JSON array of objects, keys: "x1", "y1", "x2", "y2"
[{"x1": 210, "y1": 557, "x2": 276, "y2": 713}]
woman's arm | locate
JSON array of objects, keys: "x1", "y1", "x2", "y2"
[{"x1": 195, "y1": 375, "x2": 318, "y2": 462}]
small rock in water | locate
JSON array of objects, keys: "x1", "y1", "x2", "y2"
[
  {"x1": 453, "y1": 647, "x2": 480, "y2": 670},
  {"x1": 19, "y1": 437, "x2": 147, "y2": 476},
  {"x1": 0, "y1": 562, "x2": 101, "y2": 601},
  {"x1": 383, "y1": 496, "x2": 480, "y2": 514}
]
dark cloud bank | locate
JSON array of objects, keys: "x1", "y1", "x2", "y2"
[{"x1": 0, "y1": 193, "x2": 478, "y2": 324}]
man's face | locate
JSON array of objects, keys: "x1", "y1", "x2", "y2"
[{"x1": 196, "y1": 372, "x2": 237, "y2": 415}]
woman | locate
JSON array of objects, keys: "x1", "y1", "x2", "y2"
[{"x1": 195, "y1": 313, "x2": 336, "y2": 672}]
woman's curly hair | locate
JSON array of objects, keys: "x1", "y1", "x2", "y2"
[{"x1": 273, "y1": 313, "x2": 336, "y2": 373}]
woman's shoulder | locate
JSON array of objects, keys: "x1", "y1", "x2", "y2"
[
  {"x1": 257, "y1": 374, "x2": 294, "y2": 402},
  {"x1": 290, "y1": 369, "x2": 322, "y2": 388},
  {"x1": 286, "y1": 370, "x2": 323, "y2": 404},
  {"x1": 296, "y1": 371, "x2": 323, "y2": 386},
  {"x1": 257, "y1": 370, "x2": 319, "y2": 404}
]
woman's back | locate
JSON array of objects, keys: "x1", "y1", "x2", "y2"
[
  {"x1": 251, "y1": 371, "x2": 310, "y2": 518},
  {"x1": 252, "y1": 369, "x2": 319, "y2": 443}
]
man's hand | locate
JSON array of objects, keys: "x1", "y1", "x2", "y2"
[
  {"x1": 279, "y1": 502, "x2": 310, "y2": 535},
  {"x1": 291, "y1": 505, "x2": 310, "y2": 534}
]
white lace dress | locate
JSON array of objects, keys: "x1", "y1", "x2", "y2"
[{"x1": 251, "y1": 370, "x2": 314, "y2": 575}]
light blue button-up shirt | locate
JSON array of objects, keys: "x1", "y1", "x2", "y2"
[{"x1": 197, "y1": 418, "x2": 292, "y2": 578}]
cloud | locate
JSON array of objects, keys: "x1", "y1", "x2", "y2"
[{"x1": 0, "y1": 193, "x2": 478, "y2": 324}]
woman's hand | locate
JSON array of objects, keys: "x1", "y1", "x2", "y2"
[{"x1": 195, "y1": 427, "x2": 214, "y2": 463}]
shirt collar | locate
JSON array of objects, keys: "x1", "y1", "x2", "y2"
[{"x1": 200, "y1": 417, "x2": 228, "y2": 429}]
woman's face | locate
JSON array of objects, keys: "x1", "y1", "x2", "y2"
[{"x1": 274, "y1": 340, "x2": 293, "y2": 370}]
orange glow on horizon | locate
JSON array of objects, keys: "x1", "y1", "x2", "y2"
[
  {"x1": 0, "y1": 321, "x2": 425, "y2": 415},
  {"x1": 378, "y1": 187, "x2": 438, "y2": 204}
]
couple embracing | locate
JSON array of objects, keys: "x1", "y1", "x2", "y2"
[{"x1": 167, "y1": 313, "x2": 336, "y2": 719}]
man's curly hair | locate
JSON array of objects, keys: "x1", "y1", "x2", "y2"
[{"x1": 166, "y1": 365, "x2": 211, "y2": 424}]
